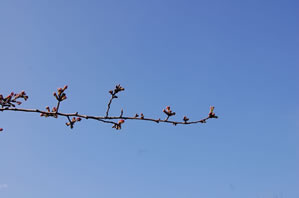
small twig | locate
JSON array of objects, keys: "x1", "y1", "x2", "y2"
[
  {"x1": 105, "y1": 84, "x2": 124, "y2": 117},
  {"x1": 120, "y1": 109, "x2": 123, "y2": 117},
  {"x1": 56, "y1": 101, "x2": 61, "y2": 113},
  {"x1": 105, "y1": 95, "x2": 114, "y2": 117}
]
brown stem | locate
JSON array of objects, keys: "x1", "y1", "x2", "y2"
[{"x1": 0, "y1": 107, "x2": 217, "y2": 127}]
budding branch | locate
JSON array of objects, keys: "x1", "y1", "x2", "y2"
[{"x1": 0, "y1": 85, "x2": 218, "y2": 131}]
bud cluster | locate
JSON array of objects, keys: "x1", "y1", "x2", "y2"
[
  {"x1": 208, "y1": 106, "x2": 218, "y2": 118},
  {"x1": 183, "y1": 116, "x2": 189, "y2": 122},
  {"x1": 163, "y1": 106, "x2": 176, "y2": 117},
  {"x1": 40, "y1": 106, "x2": 58, "y2": 118},
  {"x1": 112, "y1": 119, "x2": 125, "y2": 130},
  {"x1": 66, "y1": 117, "x2": 81, "y2": 129},
  {"x1": 0, "y1": 91, "x2": 28, "y2": 108},
  {"x1": 53, "y1": 85, "x2": 68, "y2": 101},
  {"x1": 109, "y1": 84, "x2": 125, "y2": 98}
]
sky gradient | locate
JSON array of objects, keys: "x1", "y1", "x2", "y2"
[{"x1": 0, "y1": 0, "x2": 298, "y2": 197}]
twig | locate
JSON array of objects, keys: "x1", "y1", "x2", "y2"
[{"x1": 105, "y1": 84, "x2": 124, "y2": 117}]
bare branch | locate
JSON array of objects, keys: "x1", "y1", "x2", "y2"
[{"x1": 0, "y1": 85, "x2": 218, "y2": 131}]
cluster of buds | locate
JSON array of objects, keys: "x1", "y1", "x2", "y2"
[
  {"x1": 112, "y1": 119, "x2": 125, "y2": 130},
  {"x1": 66, "y1": 117, "x2": 82, "y2": 129},
  {"x1": 208, "y1": 106, "x2": 218, "y2": 118},
  {"x1": 163, "y1": 106, "x2": 176, "y2": 117},
  {"x1": 183, "y1": 116, "x2": 189, "y2": 123},
  {"x1": 53, "y1": 85, "x2": 68, "y2": 102},
  {"x1": 40, "y1": 106, "x2": 58, "y2": 118},
  {"x1": 0, "y1": 91, "x2": 28, "y2": 108},
  {"x1": 134, "y1": 113, "x2": 145, "y2": 119},
  {"x1": 109, "y1": 84, "x2": 125, "y2": 98}
]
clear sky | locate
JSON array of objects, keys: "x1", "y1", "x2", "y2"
[{"x1": 0, "y1": 0, "x2": 298, "y2": 197}]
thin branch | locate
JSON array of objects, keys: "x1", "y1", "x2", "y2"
[
  {"x1": 0, "y1": 84, "x2": 218, "y2": 131},
  {"x1": 0, "y1": 107, "x2": 217, "y2": 125},
  {"x1": 105, "y1": 84, "x2": 124, "y2": 117},
  {"x1": 105, "y1": 96, "x2": 114, "y2": 117}
]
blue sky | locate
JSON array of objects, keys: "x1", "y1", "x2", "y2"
[{"x1": 0, "y1": 0, "x2": 298, "y2": 197}]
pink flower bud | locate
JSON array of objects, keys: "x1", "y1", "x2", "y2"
[
  {"x1": 63, "y1": 85, "x2": 68, "y2": 90},
  {"x1": 0, "y1": 128, "x2": 3, "y2": 132},
  {"x1": 118, "y1": 119, "x2": 125, "y2": 124}
]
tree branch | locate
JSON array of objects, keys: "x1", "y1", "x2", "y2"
[{"x1": 0, "y1": 85, "x2": 218, "y2": 131}]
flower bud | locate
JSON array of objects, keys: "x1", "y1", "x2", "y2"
[
  {"x1": 209, "y1": 106, "x2": 214, "y2": 114},
  {"x1": 183, "y1": 116, "x2": 189, "y2": 122},
  {"x1": 118, "y1": 119, "x2": 125, "y2": 124},
  {"x1": 63, "y1": 85, "x2": 68, "y2": 91},
  {"x1": 61, "y1": 95, "x2": 67, "y2": 101},
  {"x1": 57, "y1": 88, "x2": 63, "y2": 95}
]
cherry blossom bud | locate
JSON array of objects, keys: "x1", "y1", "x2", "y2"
[
  {"x1": 0, "y1": 128, "x2": 3, "y2": 132},
  {"x1": 57, "y1": 88, "x2": 63, "y2": 95},
  {"x1": 63, "y1": 85, "x2": 68, "y2": 91},
  {"x1": 118, "y1": 119, "x2": 125, "y2": 124},
  {"x1": 166, "y1": 106, "x2": 171, "y2": 111},
  {"x1": 61, "y1": 95, "x2": 67, "y2": 101},
  {"x1": 209, "y1": 106, "x2": 214, "y2": 114},
  {"x1": 183, "y1": 116, "x2": 189, "y2": 122}
]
